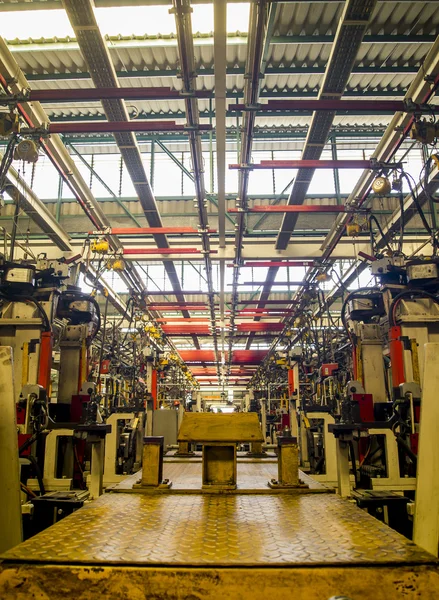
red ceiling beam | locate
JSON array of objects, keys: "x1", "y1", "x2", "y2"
[
  {"x1": 234, "y1": 314, "x2": 290, "y2": 318},
  {"x1": 235, "y1": 300, "x2": 298, "y2": 305},
  {"x1": 228, "y1": 99, "x2": 408, "y2": 113},
  {"x1": 156, "y1": 318, "x2": 210, "y2": 323},
  {"x1": 149, "y1": 306, "x2": 210, "y2": 311},
  {"x1": 232, "y1": 350, "x2": 268, "y2": 364},
  {"x1": 228, "y1": 205, "x2": 345, "y2": 213},
  {"x1": 179, "y1": 350, "x2": 216, "y2": 363},
  {"x1": 89, "y1": 227, "x2": 216, "y2": 235},
  {"x1": 145, "y1": 291, "x2": 209, "y2": 295},
  {"x1": 232, "y1": 307, "x2": 293, "y2": 315},
  {"x1": 50, "y1": 121, "x2": 213, "y2": 134},
  {"x1": 228, "y1": 261, "x2": 315, "y2": 267},
  {"x1": 28, "y1": 87, "x2": 210, "y2": 103},
  {"x1": 177, "y1": 349, "x2": 269, "y2": 365},
  {"x1": 229, "y1": 160, "x2": 371, "y2": 170}
]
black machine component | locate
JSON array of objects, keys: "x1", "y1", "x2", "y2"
[
  {"x1": 353, "y1": 490, "x2": 413, "y2": 539},
  {"x1": 23, "y1": 490, "x2": 90, "y2": 539}
]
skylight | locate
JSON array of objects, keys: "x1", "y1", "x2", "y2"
[{"x1": 0, "y1": 4, "x2": 250, "y2": 40}]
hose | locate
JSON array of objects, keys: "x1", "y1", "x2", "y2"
[
  {"x1": 0, "y1": 293, "x2": 51, "y2": 332},
  {"x1": 369, "y1": 215, "x2": 393, "y2": 255},
  {"x1": 388, "y1": 289, "x2": 439, "y2": 327},
  {"x1": 340, "y1": 287, "x2": 381, "y2": 340},
  {"x1": 401, "y1": 171, "x2": 434, "y2": 238},
  {"x1": 27, "y1": 453, "x2": 46, "y2": 496}
]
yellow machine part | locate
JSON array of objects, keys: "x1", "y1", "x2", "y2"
[
  {"x1": 91, "y1": 238, "x2": 109, "y2": 254},
  {"x1": 410, "y1": 339, "x2": 421, "y2": 386},
  {"x1": 372, "y1": 175, "x2": 392, "y2": 196},
  {"x1": 346, "y1": 223, "x2": 361, "y2": 237}
]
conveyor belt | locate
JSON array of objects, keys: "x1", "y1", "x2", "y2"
[{"x1": 1, "y1": 463, "x2": 439, "y2": 598}]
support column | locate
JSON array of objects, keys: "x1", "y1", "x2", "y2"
[
  {"x1": 0, "y1": 346, "x2": 22, "y2": 552},
  {"x1": 90, "y1": 439, "x2": 104, "y2": 499},
  {"x1": 414, "y1": 343, "x2": 439, "y2": 556},
  {"x1": 336, "y1": 437, "x2": 351, "y2": 498}
]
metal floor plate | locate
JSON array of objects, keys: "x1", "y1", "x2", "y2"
[{"x1": 2, "y1": 493, "x2": 434, "y2": 567}]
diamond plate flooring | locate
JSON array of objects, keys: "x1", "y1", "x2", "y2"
[{"x1": 2, "y1": 492, "x2": 434, "y2": 566}]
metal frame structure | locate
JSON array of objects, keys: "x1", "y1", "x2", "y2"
[{"x1": 0, "y1": 0, "x2": 437, "y2": 388}]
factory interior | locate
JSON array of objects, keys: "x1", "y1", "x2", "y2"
[{"x1": 3, "y1": 0, "x2": 439, "y2": 597}]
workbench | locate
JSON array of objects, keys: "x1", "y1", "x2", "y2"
[{"x1": 1, "y1": 458, "x2": 438, "y2": 598}]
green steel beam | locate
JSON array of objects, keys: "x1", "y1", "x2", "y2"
[{"x1": 48, "y1": 107, "x2": 395, "y2": 122}]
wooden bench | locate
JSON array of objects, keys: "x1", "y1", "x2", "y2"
[{"x1": 177, "y1": 413, "x2": 264, "y2": 489}]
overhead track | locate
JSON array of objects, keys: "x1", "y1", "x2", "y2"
[
  {"x1": 228, "y1": 0, "x2": 272, "y2": 375},
  {"x1": 172, "y1": 0, "x2": 222, "y2": 383}
]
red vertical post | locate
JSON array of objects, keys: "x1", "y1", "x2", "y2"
[
  {"x1": 389, "y1": 325, "x2": 405, "y2": 387},
  {"x1": 151, "y1": 369, "x2": 158, "y2": 410},
  {"x1": 38, "y1": 331, "x2": 53, "y2": 392},
  {"x1": 288, "y1": 369, "x2": 295, "y2": 397}
]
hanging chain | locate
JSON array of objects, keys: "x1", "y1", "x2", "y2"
[
  {"x1": 89, "y1": 154, "x2": 94, "y2": 190},
  {"x1": 30, "y1": 162, "x2": 36, "y2": 189},
  {"x1": 118, "y1": 155, "x2": 123, "y2": 197}
]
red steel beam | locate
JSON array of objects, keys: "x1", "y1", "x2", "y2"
[
  {"x1": 234, "y1": 314, "x2": 291, "y2": 318},
  {"x1": 232, "y1": 350, "x2": 268, "y2": 364},
  {"x1": 235, "y1": 300, "x2": 298, "y2": 305},
  {"x1": 228, "y1": 100, "x2": 408, "y2": 112},
  {"x1": 89, "y1": 227, "x2": 216, "y2": 235},
  {"x1": 149, "y1": 306, "x2": 210, "y2": 311},
  {"x1": 179, "y1": 350, "x2": 216, "y2": 362},
  {"x1": 156, "y1": 318, "x2": 210, "y2": 322},
  {"x1": 28, "y1": 87, "x2": 210, "y2": 103},
  {"x1": 228, "y1": 205, "x2": 345, "y2": 213},
  {"x1": 234, "y1": 308, "x2": 293, "y2": 313},
  {"x1": 145, "y1": 291, "x2": 209, "y2": 295},
  {"x1": 50, "y1": 121, "x2": 213, "y2": 134},
  {"x1": 228, "y1": 261, "x2": 315, "y2": 267}
]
